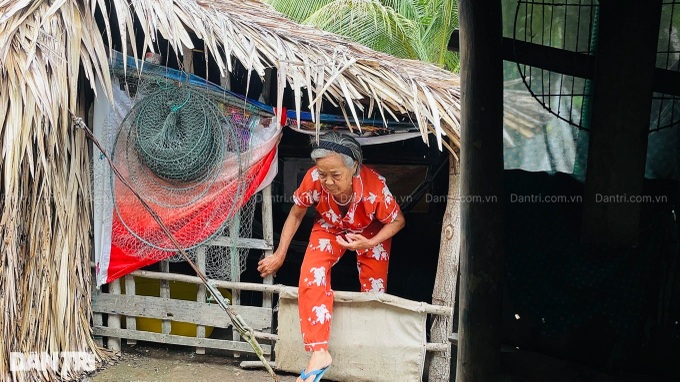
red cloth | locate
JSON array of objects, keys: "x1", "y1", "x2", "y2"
[{"x1": 106, "y1": 146, "x2": 277, "y2": 283}]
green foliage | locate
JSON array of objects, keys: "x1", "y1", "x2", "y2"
[
  {"x1": 264, "y1": 0, "x2": 459, "y2": 72},
  {"x1": 264, "y1": 0, "x2": 335, "y2": 22},
  {"x1": 304, "y1": 0, "x2": 422, "y2": 60}
]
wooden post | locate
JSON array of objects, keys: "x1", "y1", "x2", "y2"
[
  {"x1": 581, "y1": 0, "x2": 663, "y2": 248},
  {"x1": 195, "y1": 247, "x2": 207, "y2": 354},
  {"x1": 107, "y1": 279, "x2": 122, "y2": 351},
  {"x1": 160, "y1": 260, "x2": 172, "y2": 335},
  {"x1": 259, "y1": 68, "x2": 273, "y2": 103},
  {"x1": 221, "y1": 63, "x2": 232, "y2": 90},
  {"x1": 92, "y1": 283, "x2": 104, "y2": 347},
  {"x1": 261, "y1": 186, "x2": 275, "y2": 357},
  {"x1": 230, "y1": 213, "x2": 242, "y2": 357},
  {"x1": 262, "y1": 187, "x2": 275, "y2": 309},
  {"x1": 259, "y1": 69, "x2": 275, "y2": 349},
  {"x1": 124, "y1": 275, "x2": 137, "y2": 345},
  {"x1": 428, "y1": 154, "x2": 461, "y2": 382},
  {"x1": 182, "y1": 46, "x2": 194, "y2": 75},
  {"x1": 456, "y1": 1, "x2": 505, "y2": 382}
]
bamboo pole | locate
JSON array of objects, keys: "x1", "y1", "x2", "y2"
[
  {"x1": 130, "y1": 269, "x2": 282, "y2": 293},
  {"x1": 259, "y1": 70, "x2": 275, "y2": 349}
]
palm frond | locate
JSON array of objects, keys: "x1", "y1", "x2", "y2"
[
  {"x1": 418, "y1": 0, "x2": 458, "y2": 68},
  {"x1": 442, "y1": 50, "x2": 460, "y2": 73},
  {"x1": 379, "y1": 0, "x2": 423, "y2": 24},
  {"x1": 263, "y1": 0, "x2": 335, "y2": 23},
  {"x1": 304, "y1": 0, "x2": 421, "y2": 60}
]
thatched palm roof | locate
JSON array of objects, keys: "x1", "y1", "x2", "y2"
[
  {"x1": 2, "y1": 0, "x2": 463, "y2": 153},
  {"x1": 0, "y1": 1, "x2": 461, "y2": 380},
  {"x1": 111, "y1": 0, "x2": 462, "y2": 151}
]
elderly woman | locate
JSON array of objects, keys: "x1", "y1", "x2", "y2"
[{"x1": 258, "y1": 131, "x2": 405, "y2": 382}]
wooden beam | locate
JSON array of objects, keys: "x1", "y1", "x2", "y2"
[
  {"x1": 653, "y1": 68, "x2": 680, "y2": 97},
  {"x1": 229, "y1": 214, "x2": 242, "y2": 357},
  {"x1": 502, "y1": 38, "x2": 594, "y2": 80},
  {"x1": 278, "y1": 285, "x2": 453, "y2": 315},
  {"x1": 207, "y1": 236, "x2": 272, "y2": 251},
  {"x1": 581, "y1": 0, "x2": 663, "y2": 248},
  {"x1": 92, "y1": 286, "x2": 104, "y2": 347},
  {"x1": 92, "y1": 293, "x2": 272, "y2": 330},
  {"x1": 449, "y1": 31, "x2": 680, "y2": 97},
  {"x1": 159, "y1": 260, "x2": 172, "y2": 335},
  {"x1": 456, "y1": 1, "x2": 505, "y2": 382},
  {"x1": 448, "y1": 30, "x2": 594, "y2": 79},
  {"x1": 92, "y1": 326, "x2": 271, "y2": 355},
  {"x1": 129, "y1": 269, "x2": 282, "y2": 293}
]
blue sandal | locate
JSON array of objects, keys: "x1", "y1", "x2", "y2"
[{"x1": 299, "y1": 365, "x2": 330, "y2": 382}]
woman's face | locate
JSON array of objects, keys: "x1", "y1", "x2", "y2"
[{"x1": 315, "y1": 153, "x2": 355, "y2": 196}]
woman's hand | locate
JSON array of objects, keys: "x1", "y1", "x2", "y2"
[
  {"x1": 257, "y1": 204, "x2": 307, "y2": 279},
  {"x1": 336, "y1": 233, "x2": 375, "y2": 251},
  {"x1": 257, "y1": 252, "x2": 284, "y2": 278}
]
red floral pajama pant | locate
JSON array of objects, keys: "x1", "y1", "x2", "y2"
[{"x1": 298, "y1": 221, "x2": 391, "y2": 352}]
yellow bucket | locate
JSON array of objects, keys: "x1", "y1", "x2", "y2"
[{"x1": 121, "y1": 277, "x2": 232, "y2": 337}]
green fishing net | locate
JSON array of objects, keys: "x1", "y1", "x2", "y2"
[{"x1": 132, "y1": 84, "x2": 225, "y2": 183}]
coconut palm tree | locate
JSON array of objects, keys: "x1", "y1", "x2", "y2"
[{"x1": 265, "y1": 0, "x2": 459, "y2": 72}]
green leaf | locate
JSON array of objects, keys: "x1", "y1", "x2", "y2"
[
  {"x1": 303, "y1": 0, "x2": 421, "y2": 60},
  {"x1": 266, "y1": 0, "x2": 459, "y2": 72},
  {"x1": 443, "y1": 50, "x2": 459, "y2": 73},
  {"x1": 263, "y1": 0, "x2": 335, "y2": 23}
]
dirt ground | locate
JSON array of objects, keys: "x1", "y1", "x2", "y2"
[{"x1": 84, "y1": 343, "x2": 299, "y2": 382}]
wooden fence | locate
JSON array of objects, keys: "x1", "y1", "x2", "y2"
[
  {"x1": 92, "y1": 186, "x2": 277, "y2": 356},
  {"x1": 90, "y1": 185, "x2": 453, "y2": 362}
]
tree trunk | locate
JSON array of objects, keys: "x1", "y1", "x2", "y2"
[{"x1": 427, "y1": 154, "x2": 461, "y2": 382}]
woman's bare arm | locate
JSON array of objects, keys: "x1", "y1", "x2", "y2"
[
  {"x1": 336, "y1": 210, "x2": 405, "y2": 251},
  {"x1": 257, "y1": 204, "x2": 307, "y2": 277}
]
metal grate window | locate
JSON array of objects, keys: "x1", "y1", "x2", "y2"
[
  {"x1": 650, "y1": 0, "x2": 680, "y2": 132},
  {"x1": 513, "y1": 0, "x2": 598, "y2": 130}
]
